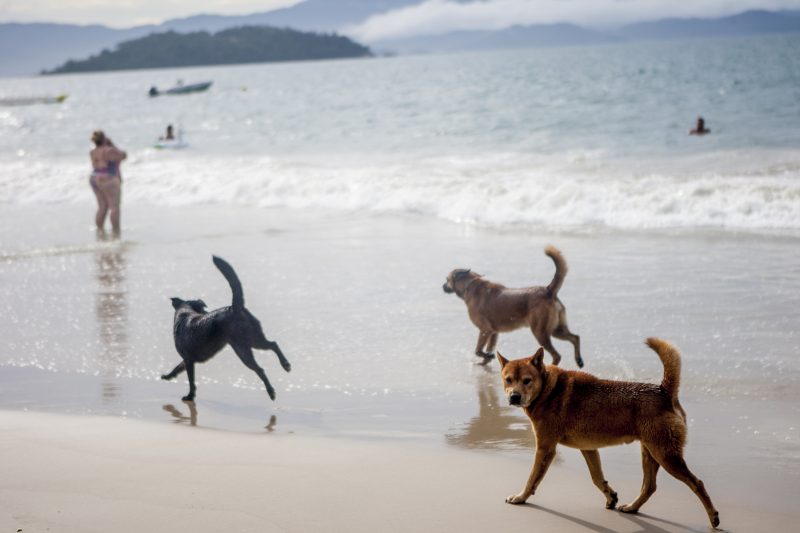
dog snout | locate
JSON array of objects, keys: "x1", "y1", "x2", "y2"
[
  {"x1": 442, "y1": 282, "x2": 454, "y2": 293},
  {"x1": 508, "y1": 391, "x2": 522, "y2": 406}
]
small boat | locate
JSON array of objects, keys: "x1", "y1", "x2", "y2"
[
  {"x1": 149, "y1": 81, "x2": 212, "y2": 97},
  {"x1": 0, "y1": 94, "x2": 68, "y2": 106},
  {"x1": 154, "y1": 139, "x2": 189, "y2": 150}
]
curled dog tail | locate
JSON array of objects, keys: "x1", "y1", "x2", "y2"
[
  {"x1": 646, "y1": 337, "x2": 682, "y2": 401},
  {"x1": 544, "y1": 245, "x2": 568, "y2": 298},
  {"x1": 213, "y1": 255, "x2": 244, "y2": 312}
]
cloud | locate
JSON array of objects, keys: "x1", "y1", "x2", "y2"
[
  {"x1": 0, "y1": 0, "x2": 300, "y2": 27},
  {"x1": 345, "y1": 0, "x2": 800, "y2": 42}
]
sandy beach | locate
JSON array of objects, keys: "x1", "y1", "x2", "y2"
[
  {"x1": 1, "y1": 202, "x2": 799, "y2": 532},
  {"x1": 1, "y1": 408, "x2": 797, "y2": 533}
]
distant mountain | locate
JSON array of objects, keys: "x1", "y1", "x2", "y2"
[
  {"x1": 43, "y1": 26, "x2": 371, "y2": 74},
  {"x1": 617, "y1": 10, "x2": 800, "y2": 40},
  {"x1": 0, "y1": 0, "x2": 416, "y2": 77},
  {"x1": 371, "y1": 23, "x2": 618, "y2": 54}
]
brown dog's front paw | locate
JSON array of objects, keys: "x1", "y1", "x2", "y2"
[
  {"x1": 605, "y1": 491, "x2": 618, "y2": 509},
  {"x1": 617, "y1": 504, "x2": 638, "y2": 514},
  {"x1": 505, "y1": 493, "x2": 528, "y2": 504},
  {"x1": 711, "y1": 511, "x2": 720, "y2": 529}
]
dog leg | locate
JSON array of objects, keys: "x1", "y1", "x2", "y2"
[
  {"x1": 532, "y1": 329, "x2": 562, "y2": 366},
  {"x1": 506, "y1": 444, "x2": 556, "y2": 504},
  {"x1": 232, "y1": 342, "x2": 277, "y2": 401},
  {"x1": 264, "y1": 339, "x2": 291, "y2": 373},
  {"x1": 648, "y1": 447, "x2": 720, "y2": 528},
  {"x1": 182, "y1": 362, "x2": 196, "y2": 402},
  {"x1": 553, "y1": 325, "x2": 583, "y2": 368},
  {"x1": 618, "y1": 444, "x2": 659, "y2": 513},
  {"x1": 484, "y1": 333, "x2": 499, "y2": 358},
  {"x1": 474, "y1": 330, "x2": 493, "y2": 359},
  {"x1": 581, "y1": 449, "x2": 618, "y2": 509},
  {"x1": 161, "y1": 360, "x2": 186, "y2": 381}
]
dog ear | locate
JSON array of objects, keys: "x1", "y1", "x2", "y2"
[
  {"x1": 496, "y1": 352, "x2": 509, "y2": 368},
  {"x1": 530, "y1": 347, "x2": 544, "y2": 369}
]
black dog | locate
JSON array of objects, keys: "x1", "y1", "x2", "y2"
[{"x1": 161, "y1": 256, "x2": 291, "y2": 402}]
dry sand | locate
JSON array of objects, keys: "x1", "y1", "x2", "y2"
[{"x1": 1, "y1": 409, "x2": 795, "y2": 533}]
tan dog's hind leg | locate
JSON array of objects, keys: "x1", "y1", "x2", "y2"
[
  {"x1": 618, "y1": 444, "x2": 659, "y2": 513},
  {"x1": 532, "y1": 327, "x2": 562, "y2": 366},
  {"x1": 552, "y1": 323, "x2": 583, "y2": 368},
  {"x1": 581, "y1": 449, "x2": 618, "y2": 509},
  {"x1": 506, "y1": 444, "x2": 556, "y2": 504},
  {"x1": 648, "y1": 446, "x2": 720, "y2": 528}
]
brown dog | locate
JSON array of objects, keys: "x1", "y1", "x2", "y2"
[
  {"x1": 443, "y1": 246, "x2": 583, "y2": 367},
  {"x1": 497, "y1": 338, "x2": 719, "y2": 529}
]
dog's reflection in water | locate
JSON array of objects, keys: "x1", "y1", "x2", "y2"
[
  {"x1": 162, "y1": 403, "x2": 279, "y2": 434},
  {"x1": 163, "y1": 402, "x2": 198, "y2": 426},
  {"x1": 446, "y1": 368, "x2": 534, "y2": 451}
]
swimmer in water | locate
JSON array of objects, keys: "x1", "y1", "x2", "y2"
[{"x1": 690, "y1": 117, "x2": 711, "y2": 136}]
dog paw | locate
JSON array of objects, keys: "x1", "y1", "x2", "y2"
[
  {"x1": 281, "y1": 361, "x2": 292, "y2": 372},
  {"x1": 617, "y1": 504, "x2": 638, "y2": 514},
  {"x1": 160, "y1": 374, "x2": 172, "y2": 381},
  {"x1": 576, "y1": 356, "x2": 585, "y2": 368},
  {"x1": 181, "y1": 395, "x2": 195, "y2": 402},
  {"x1": 266, "y1": 387, "x2": 276, "y2": 401},
  {"x1": 605, "y1": 491, "x2": 618, "y2": 509},
  {"x1": 711, "y1": 511, "x2": 720, "y2": 528},
  {"x1": 505, "y1": 494, "x2": 528, "y2": 505}
]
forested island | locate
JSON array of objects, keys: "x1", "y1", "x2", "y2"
[{"x1": 43, "y1": 26, "x2": 372, "y2": 74}]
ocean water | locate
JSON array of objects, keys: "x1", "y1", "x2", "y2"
[{"x1": 1, "y1": 33, "x2": 799, "y2": 234}]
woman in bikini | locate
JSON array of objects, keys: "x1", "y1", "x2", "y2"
[{"x1": 89, "y1": 130, "x2": 127, "y2": 236}]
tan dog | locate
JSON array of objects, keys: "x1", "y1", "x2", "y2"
[
  {"x1": 443, "y1": 246, "x2": 583, "y2": 367},
  {"x1": 497, "y1": 338, "x2": 719, "y2": 529}
]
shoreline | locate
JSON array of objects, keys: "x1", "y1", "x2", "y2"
[
  {"x1": 1, "y1": 408, "x2": 797, "y2": 533},
  {"x1": 1, "y1": 203, "x2": 799, "y2": 531}
]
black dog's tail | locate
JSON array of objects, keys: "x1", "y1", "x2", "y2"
[
  {"x1": 544, "y1": 245, "x2": 568, "y2": 298},
  {"x1": 213, "y1": 256, "x2": 244, "y2": 312}
]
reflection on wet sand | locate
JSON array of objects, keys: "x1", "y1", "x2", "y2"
[
  {"x1": 94, "y1": 236, "x2": 128, "y2": 402},
  {"x1": 164, "y1": 402, "x2": 198, "y2": 426},
  {"x1": 446, "y1": 367, "x2": 534, "y2": 452},
  {"x1": 162, "y1": 403, "x2": 278, "y2": 433}
]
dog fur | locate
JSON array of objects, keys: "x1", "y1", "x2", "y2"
[
  {"x1": 443, "y1": 246, "x2": 583, "y2": 367},
  {"x1": 497, "y1": 338, "x2": 719, "y2": 529},
  {"x1": 161, "y1": 256, "x2": 291, "y2": 402}
]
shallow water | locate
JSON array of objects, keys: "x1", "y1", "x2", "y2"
[{"x1": 1, "y1": 205, "x2": 797, "y2": 459}]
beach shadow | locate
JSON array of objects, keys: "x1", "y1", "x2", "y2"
[
  {"x1": 445, "y1": 367, "x2": 534, "y2": 452},
  {"x1": 265, "y1": 415, "x2": 277, "y2": 432},
  {"x1": 517, "y1": 503, "x2": 620, "y2": 533},
  {"x1": 616, "y1": 510, "x2": 714, "y2": 533},
  {"x1": 93, "y1": 235, "x2": 128, "y2": 402},
  {"x1": 163, "y1": 402, "x2": 198, "y2": 426},
  {"x1": 518, "y1": 503, "x2": 711, "y2": 533}
]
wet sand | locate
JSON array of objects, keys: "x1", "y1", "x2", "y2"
[
  {"x1": 1, "y1": 409, "x2": 797, "y2": 533},
  {"x1": 1, "y1": 203, "x2": 799, "y2": 530}
]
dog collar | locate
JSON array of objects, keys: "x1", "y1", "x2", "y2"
[{"x1": 458, "y1": 277, "x2": 477, "y2": 296}]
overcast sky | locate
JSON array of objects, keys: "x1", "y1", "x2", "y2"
[
  {"x1": 1, "y1": 0, "x2": 799, "y2": 35},
  {"x1": 349, "y1": 0, "x2": 800, "y2": 41}
]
